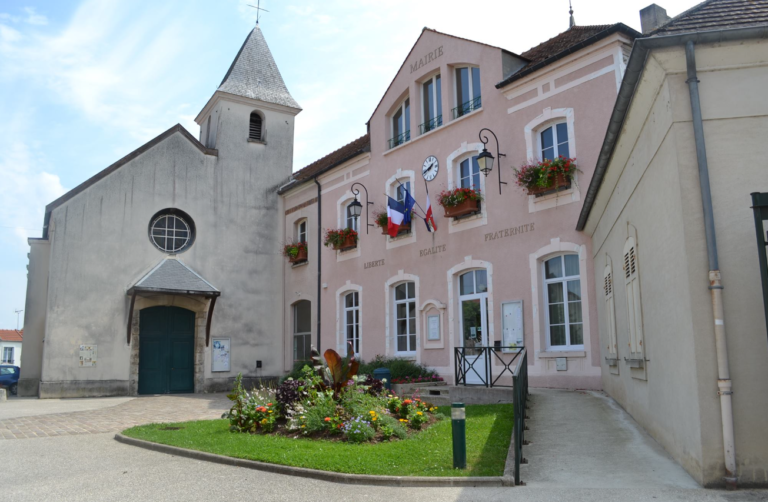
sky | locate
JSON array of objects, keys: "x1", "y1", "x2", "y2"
[{"x1": 0, "y1": 0, "x2": 696, "y2": 329}]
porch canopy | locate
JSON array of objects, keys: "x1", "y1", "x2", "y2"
[{"x1": 126, "y1": 258, "x2": 221, "y2": 346}]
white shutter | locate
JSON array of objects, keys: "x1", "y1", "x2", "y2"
[
  {"x1": 604, "y1": 261, "x2": 617, "y2": 356},
  {"x1": 623, "y1": 237, "x2": 644, "y2": 355}
]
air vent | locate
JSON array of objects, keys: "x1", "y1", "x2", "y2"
[{"x1": 249, "y1": 112, "x2": 262, "y2": 141}]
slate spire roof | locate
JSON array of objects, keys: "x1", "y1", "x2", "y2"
[{"x1": 217, "y1": 25, "x2": 301, "y2": 110}]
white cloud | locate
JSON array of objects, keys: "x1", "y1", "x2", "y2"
[
  {"x1": 0, "y1": 139, "x2": 66, "y2": 247},
  {"x1": 0, "y1": 0, "x2": 196, "y2": 144},
  {"x1": 24, "y1": 7, "x2": 48, "y2": 26}
]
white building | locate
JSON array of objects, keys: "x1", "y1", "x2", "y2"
[{"x1": 0, "y1": 330, "x2": 23, "y2": 366}]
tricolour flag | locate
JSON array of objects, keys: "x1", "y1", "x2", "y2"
[
  {"x1": 387, "y1": 197, "x2": 406, "y2": 237},
  {"x1": 424, "y1": 193, "x2": 437, "y2": 232}
]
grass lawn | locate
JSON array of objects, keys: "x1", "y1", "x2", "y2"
[{"x1": 122, "y1": 404, "x2": 513, "y2": 477}]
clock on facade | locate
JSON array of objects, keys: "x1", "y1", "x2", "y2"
[{"x1": 422, "y1": 155, "x2": 439, "y2": 181}]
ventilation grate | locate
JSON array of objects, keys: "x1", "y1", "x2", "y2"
[{"x1": 249, "y1": 112, "x2": 262, "y2": 140}]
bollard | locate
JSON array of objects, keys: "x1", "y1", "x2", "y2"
[{"x1": 451, "y1": 402, "x2": 466, "y2": 469}]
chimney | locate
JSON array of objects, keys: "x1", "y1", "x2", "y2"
[{"x1": 640, "y1": 4, "x2": 671, "y2": 34}]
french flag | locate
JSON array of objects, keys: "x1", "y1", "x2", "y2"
[
  {"x1": 424, "y1": 193, "x2": 437, "y2": 232},
  {"x1": 387, "y1": 197, "x2": 406, "y2": 237}
]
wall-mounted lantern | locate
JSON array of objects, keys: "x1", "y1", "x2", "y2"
[{"x1": 478, "y1": 128, "x2": 507, "y2": 195}]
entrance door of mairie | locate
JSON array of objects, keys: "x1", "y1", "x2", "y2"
[{"x1": 138, "y1": 306, "x2": 195, "y2": 395}]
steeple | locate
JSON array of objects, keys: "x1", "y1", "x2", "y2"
[
  {"x1": 569, "y1": 1, "x2": 576, "y2": 28},
  {"x1": 217, "y1": 26, "x2": 301, "y2": 110}
]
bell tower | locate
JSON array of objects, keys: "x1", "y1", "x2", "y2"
[{"x1": 195, "y1": 25, "x2": 301, "y2": 182}]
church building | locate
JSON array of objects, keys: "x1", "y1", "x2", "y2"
[{"x1": 19, "y1": 26, "x2": 300, "y2": 397}]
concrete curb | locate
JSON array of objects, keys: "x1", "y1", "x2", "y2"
[{"x1": 114, "y1": 433, "x2": 515, "y2": 487}]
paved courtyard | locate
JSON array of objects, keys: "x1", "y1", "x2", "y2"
[
  {"x1": 2, "y1": 391, "x2": 766, "y2": 501},
  {"x1": 0, "y1": 393, "x2": 229, "y2": 439}
]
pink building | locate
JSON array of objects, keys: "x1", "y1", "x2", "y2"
[{"x1": 279, "y1": 23, "x2": 639, "y2": 389}]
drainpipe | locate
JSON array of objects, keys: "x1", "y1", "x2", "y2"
[
  {"x1": 314, "y1": 177, "x2": 322, "y2": 353},
  {"x1": 685, "y1": 40, "x2": 737, "y2": 489}
]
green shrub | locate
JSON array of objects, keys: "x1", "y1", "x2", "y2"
[
  {"x1": 302, "y1": 394, "x2": 338, "y2": 434},
  {"x1": 357, "y1": 356, "x2": 436, "y2": 380},
  {"x1": 282, "y1": 361, "x2": 311, "y2": 382},
  {"x1": 377, "y1": 414, "x2": 407, "y2": 440},
  {"x1": 342, "y1": 416, "x2": 376, "y2": 443},
  {"x1": 343, "y1": 390, "x2": 386, "y2": 418}
]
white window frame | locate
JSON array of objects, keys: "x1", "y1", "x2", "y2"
[
  {"x1": 293, "y1": 301, "x2": 311, "y2": 362},
  {"x1": 537, "y1": 121, "x2": 570, "y2": 161},
  {"x1": 393, "y1": 281, "x2": 417, "y2": 355},
  {"x1": 458, "y1": 155, "x2": 481, "y2": 190},
  {"x1": 453, "y1": 66, "x2": 481, "y2": 116},
  {"x1": 296, "y1": 219, "x2": 308, "y2": 244},
  {"x1": 542, "y1": 254, "x2": 585, "y2": 351},
  {"x1": 390, "y1": 97, "x2": 411, "y2": 147},
  {"x1": 344, "y1": 291, "x2": 361, "y2": 357},
  {"x1": 604, "y1": 257, "x2": 618, "y2": 358},
  {"x1": 2, "y1": 347, "x2": 13, "y2": 364},
  {"x1": 421, "y1": 73, "x2": 442, "y2": 133},
  {"x1": 345, "y1": 203, "x2": 359, "y2": 232}
]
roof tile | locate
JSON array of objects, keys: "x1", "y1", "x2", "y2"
[
  {"x1": 0, "y1": 330, "x2": 23, "y2": 342},
  {"x1": 653, "y1": 0, "x2": 768, "y2": 35}
]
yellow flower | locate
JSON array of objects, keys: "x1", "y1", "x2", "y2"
[
  {"x1": 261, "y1": 419, "x2": 267, "y2": 424},
  {"x1": 369, "y1": 411, "x2": 376, "y2": 415},
  {"x1": 417, "y1": 412, "x2": 423, "y2": 416},
  {"x1": 301, "y1": 425, "x2": 306, "y2": 428},
  {"x1": 268, "y1": 410, "x2": 273, "y2": 413}
]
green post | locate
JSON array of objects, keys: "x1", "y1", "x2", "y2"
[{"x1": 451, "y1": 402, "x2": 467, "y2": 469}]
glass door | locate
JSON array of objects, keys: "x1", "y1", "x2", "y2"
[{"x1": 459, "y1": 270, "x2": 489, "y2": 385}]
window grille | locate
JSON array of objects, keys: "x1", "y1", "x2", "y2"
[{"x1": 249, "y1": 112, "x2": 262, "y2": 141}]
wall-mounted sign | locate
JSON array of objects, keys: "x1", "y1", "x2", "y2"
[
  {"x1": 427, "y1": 315, "x2": 440, "y2": 341},
  {"x1": 79, "y1": 345, "x2": 97, "y2": 367},
  {"x1": 212, "y1": 338, "x2": 231, "y2": 372},
  {"x1": 502, "y1": 301, "x2": 524, "y2": 353}
]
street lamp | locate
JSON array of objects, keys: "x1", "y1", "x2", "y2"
[
  {"x1": 478, "y1": 128, "x2": 507, "y2": 195},
  {"x1": 350, "y1": 182, "x2": 374, "y2": 234}
]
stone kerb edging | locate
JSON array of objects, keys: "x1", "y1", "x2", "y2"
[{"x1": 115, "y1": 431, "x2": 517, "y2": 487}]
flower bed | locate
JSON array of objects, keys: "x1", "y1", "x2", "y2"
[
  {"x1": 323, "y1": 228, "x2": 358, "y2": 251},
  {"x1": 221, "y1": 344, "x2": 442, "y2": 444},
  {"x1": 391, "y1": 375, "x2": 444, "y2": 385},
  {"x1": 513, "y1": 156, "x2": 580, "y2": 196},
  {"x1": 438, "y1": 188, "x2": 482, "y2": 218},
  {"x1": 283, "y1": 242, "x2": 308, "y2": 263}
]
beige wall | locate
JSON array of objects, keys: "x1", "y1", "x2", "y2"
[
  {"x1": 586, "y1": 40, "x2": 768, "y2": 487},
  {"x1": 18, "y1": 238, "x2": 50, "y2": 395}
]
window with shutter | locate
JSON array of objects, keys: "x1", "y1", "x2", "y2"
[
  {"x1": 249, "y1": 111, "x2": 262, "y2": 141},
  {"x1": 623, "y1": 237, "x2": 644, "y2": 355},
  {"x1": 604, "y1": 261, "x2": 618, "y2": 357}
]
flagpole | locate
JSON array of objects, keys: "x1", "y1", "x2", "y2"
[{"x1": 395, "y1": 178, "x2": 427, "y2": 218}]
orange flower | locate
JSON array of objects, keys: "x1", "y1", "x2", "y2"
[{"x1": 324, "y1": 417, "x2": 331, "y2": 422}]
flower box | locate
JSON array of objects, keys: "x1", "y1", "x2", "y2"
[
  {"x1": 288, "y1": 247, "x2": 308, "y2": 263},
  {"x1": 443, "y1": 198, "x2": 481, "y2": 218},
  {"x1": 527, "y1": 174, "x2": 571, "y2": 197},
  {"x1": 324, "y1": 228, "x2": 358, "y2": 251},
  {"x1": 333, "y1": 233, "x2": 357, "y2": 251}
]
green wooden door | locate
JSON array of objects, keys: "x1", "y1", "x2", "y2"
[{"x1": 138, "y1": 306, "x2": 195, "y2": 395}]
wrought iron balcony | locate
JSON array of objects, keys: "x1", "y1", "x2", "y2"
[
  {"x1": 387, "y1": 130, "x2": 411, "y2": 149},
  {"x1": 451, "y1": 96, "x2": 482, "y2": 120},
  {"x1": 418, "y1": 115, "x2": 443, "y2": 135}
]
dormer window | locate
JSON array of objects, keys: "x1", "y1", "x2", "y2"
[
  {"x1": 419, "y1": 74, "x2": 442, "y2": 134},
  {"x1": 452, "y1": 66, "x2": 481, "y2": 119},
  {"x1": 249, "y1": 111, "x2": 263, "y2": 141},
  {"x1": 388, "y1": 98, "x2": 410, "y2": 149}
]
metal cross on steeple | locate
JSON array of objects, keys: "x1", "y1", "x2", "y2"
[
  {"x1": 569, "y1": 0, "x2": 576, "y2": 28},
  {"x1": 248, "y1": 0, "x2": 269, "y2": 25}
]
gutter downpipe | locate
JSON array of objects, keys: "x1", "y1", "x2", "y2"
[
  {"x1": 314, "y1": 177, "x2": 322, "y2": 353},
  {"x1": 685, "y1": 40, "x2": 737, "y2": 489}
]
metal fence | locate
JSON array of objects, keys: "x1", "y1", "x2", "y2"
[
  {"x1": 511, "y1": 348, "x2": 529, "y2": 486},
  {"x1": 453, "y1": 346, "x2": 522, "y2": 387}
]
